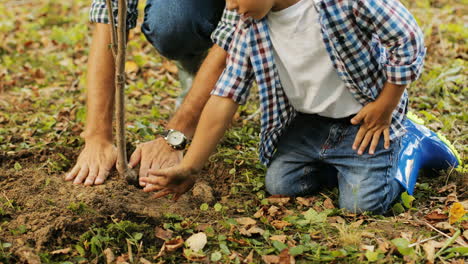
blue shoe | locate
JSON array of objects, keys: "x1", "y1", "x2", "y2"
[{"x1": 395, "y1": 113, "x2": 461, "y2": 195}]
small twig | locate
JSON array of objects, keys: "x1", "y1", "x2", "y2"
[
  {"x1": 105, "y1": 0, "x2": 118, "y2": 58},
  {"x1": 126, "y1": 239, "x2": 133, "y2": 263},
  {"x1": 408, "y1": 234, "x2": 441, "y2": 247},
  {"x1": 421, "y1": 221, "x2": 467, "y2": 247},
  {"x1": 434, "y1": 229, "x2": 461, "y2": 259}
]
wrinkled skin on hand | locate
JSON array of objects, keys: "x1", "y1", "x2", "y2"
[
  {"x1": 129, "y1": 137, "x2": 183, "y2": 186},
  {"x1": 65, "y1": 139, "x2": 117, "y2": 186},
  {"x1": 140, "y1": 165, "x2": 196, "y2": 201}
]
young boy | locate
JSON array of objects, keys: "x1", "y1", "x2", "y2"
[{"x1": 141, "y1": 0, "x2": 428, "y2": 214}]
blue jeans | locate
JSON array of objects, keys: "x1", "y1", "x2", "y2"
[
  {"x1": 141, "y1": 0, "x2": 224, "y2": 74},
  {"x1": 266, "y1": 113, "x2": 404, "y2": 214}
]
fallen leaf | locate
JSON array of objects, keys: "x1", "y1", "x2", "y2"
[
  {"x1": 155, "y1": 227, "x2": 173, "y2": 240},
  {"x1": 361, "y1": 245, "x2": 375, "y2": 251},
  {"x1": 244, "y1": 250, "x2": 254, "y2": 263},
  {"x1": 270, "y1": 235, "x2": 287, "y2": 243},
  {"x1": 323, "y1": 198, "x2": 335, "y2": 209},
  {"x1": 449, "y1": 202, "x2": 466, "y2": 224},
  {"x1": 268, "y1": 205, "x2": 281, "y2": 217},
  {"x1": 296, "y1": 197, "x2": 316, "y2": 207},
  {"x1": 271, "y1": 220, "x2": 292, "y2": 229},
  {"x1": 437, "y1": 184, "x2": 456, "y2": 193},
  {"x1": 464, "y1": 230, "x2": 468, "y2": 241},
  {"x1": 165, "y1": 237, "x2": 184, "y2": 252},
  {"x1": 435, "y1": 221, "x2": 454, "y2": 231},
  {"x1": 328, "y1": 216, "x2": 346, "y2": 224},
  {"x1": 125, "y1": 61, "x2": 139, "y2": 73},
  {"x1": 236, "y1": 217, "x2": 257, "y2": 227},
  {"x1": 377, "y1": 239, "x2": 391, "y2": 253},
  {"x1": 183, "y1": 248, "x2": 206, "y2": 261},
  {"x1": 350, "y1": 219, "x2": 364, "y2": 229},
  {"x1": 267, "y1": 195, "x2": 291, "y2": 205},
  {"x1": 104, "y1": 248, "x2": 115, "y2": 264},
  {"x1": 139, "y1": 257, "x2": 152, "y2": 264},
  {"x1": 50, "y1": 248, "x2": 71, "y2": 255},
  {"x1": 254, "y1": 207, "x2": 267, "y2": 218},
  {"x1": 445, "y1": 192, "x2": 459, "y2": 206},
  {"x1": 262, "y1": 255, "x2": 280, "y2": 264},
  {"x1": 162, "y1": 60, "x2": 178, "y2": 74},
  {"x1": 278, "y1": 248, "x2": 295, "y2": 264},
  {"x1": 425, "y1": 210, "x2": 448, "y2": 221},
  {"x1": 239, "y1": 226, "x2": 265, "y2": 237},
  {"x1": 185, "y1": 232, "x2": 207, "y2": 252}
]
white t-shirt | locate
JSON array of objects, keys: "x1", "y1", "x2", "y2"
[{"x1": 266, "y1": 0, "x2": 362, "y2": 118}]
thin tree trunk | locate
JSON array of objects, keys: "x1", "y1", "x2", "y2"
[{"x1": 106, "y1": 0, "x2": 138, "y2": 183}]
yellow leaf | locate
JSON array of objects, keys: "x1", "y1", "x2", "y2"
[
  {"x1": 125, "y1": 61, "x2": 139, "y2": 73},
  {"x1": 449, "y1": 202, "x2": 466, "y2": 224}
]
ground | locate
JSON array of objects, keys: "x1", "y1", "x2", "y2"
[{"x1": 0, "y1": 0, "x2": 467, "y2": 263}]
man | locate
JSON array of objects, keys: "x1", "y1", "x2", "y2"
[{"x1": 65, "y1": 0, "x2": 229, "y2": 188}]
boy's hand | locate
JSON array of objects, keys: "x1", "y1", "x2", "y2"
[
  {"x1": 351, "y1": 101, "x2": 394, "y2": 155},
  {"x1": 140, "y1": 165, "x2": 196, "y2": 201}
]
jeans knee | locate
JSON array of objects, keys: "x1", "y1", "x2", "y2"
[{"x1": 339, "y1": 197, "x2": 384, "y2": 214}]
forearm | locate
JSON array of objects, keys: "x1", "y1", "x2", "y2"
[
  {"x1": 375, "y1": 82, "x2": 406, "y2": 111},
  {"x1": 167, "y1": 44, "x2": 227, "y2": 138},
  {"x1": 82, "y1": 23, "x2": 116, "y2": 141},
  {"x1": 182, "y1": 96, "x2": 238, "y2": 171}
]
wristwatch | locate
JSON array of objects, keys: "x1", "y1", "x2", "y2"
[{"x1": 161, "y1": 129, "x2": 188, "y2": 150}]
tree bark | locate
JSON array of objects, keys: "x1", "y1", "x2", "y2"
[{"x1": 106, "y1": 0, "x2": 138, "y2": 183}]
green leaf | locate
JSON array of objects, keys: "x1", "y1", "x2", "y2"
[
  {"x1": 14, "y1": 162, "x2": 22, "y2": 171},
  {"x1": 392, "y1": 203, "x2": 405, "y2": 214},
  {"x1": 391, "y1": 238, "x2": 414, "y2": 256},
  {"x1": 200, "y1": 203, "x2": 209, "y2": 211},
  {"x1": 214, "y1": 203, "x2": 223, "y2": 212},
  {"x1": 272, "y1": 240, "x2": 287, "y2": 252},
  {"x1": 365, "y1": 250, "x2": 379, "y2": 262},
  {"x1": 401, "y1": 192, "x2": 415, "y2": 209},
  {"x1": 289, "y1": 245, "x2": 305, "y2": 256},
  {"x1": 211, "y1": 251, "x2": 222, "y2": 261},
  {"x1": 75, "y1": 245, "x2": 85, "y2": 256},
  {"x1": 133, "y1": 232, "x2": 143, "y2": 241}
]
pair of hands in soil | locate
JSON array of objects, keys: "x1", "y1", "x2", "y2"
[
  {"x1": 65, "y1": 100, "x2": 394, "y2": 200},
  {"x1": 64, "y1": 136, "x2": 195, "y2": 201}
]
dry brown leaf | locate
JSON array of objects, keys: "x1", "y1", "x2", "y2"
[
  {"x1": 279, "y1": 248, "x2": 295, "y2": 264},
  {"x1": 139, "y1": 257, "x2": 153, "y2": 264},
  {"x1": 328, "y1": 216, "x2": 346, "y2": 224},
  {"x1": 350, "y1": 219, "x2": 364, "y2": 229},
  {"x1": 438, "y1": 184, "x2": 456, "y2": 193},
  {"x1": 296, "y1": 197, "x2": 316, "y2": 206},
  {"x1": 227, "y1": 237, "x2": 249, "y2": 245},
  {"x1": 125, "y1": 61, "x2": 139, "y2": 73},
  {"x1": 445, "y1": 193, "x2": 459, "y2": 206},
  {"x1": 236, "y1": 217, "x2": 257, "y2": 227},
  {"x1": 155, "y1": 227, "x2": 173, "y2": 240},
  {"x1": 425, "y1": 210, "x2": 448, "y2": 221},
  {"x1": 254, "y1": 207, "x2": 267, "y2": 218},
  {"x1": 323, "y1": 198, "x2": 335, "y2": 209},
  {"x1": 449, "y1": 202, "x2": 466, "y2": 224},
  {"x1": 162, "y1": 61, "x2": 178, "y2": 74},
  {"x1": 268, "y1": 205, "x2": 281, "y2": 217},
  {"x1": 435, "y1": 221, "x2": 454, "y2": 231},
  {"x1": 104, "y1": 248, "x2": 115, "y2": 264},
  {"x1": 262, "y1": 255, "x2": 280, "y2": 264},
  {"x1": 422, "y1": 240, "x2": 445, "y2": 264},
  {"x1": 377, "y1": 239, "x2": 391, "y2": 253},
  {"x1": 185, "y1": 232, "x2": 207, "y2": 252},
  {"x1": 165, "y1": 237, "x2": 184, "y2": 252},
  {"x1": 270, "y1": 235, "x2": 287, "y2": 243},
  {"x1": 50, "y1": 248, "x2": 71, "y2": 255},
  {"x1": 267, "y1": 195, "x2": 291, "y2": 205},
  {"x1": 463, "y1": 230, "x2": 468, "y2": 241},
  {"x1": 360, "y1": 245, "x2": 375, "y2": 251},
  {"x1": 239, "y1": 226, "x2": 265, "y2": 237},
  {"x1": 362, "y1": 231, "x2": 376, "y2": 238},
  {"x1": 271, "y1": 220, "x2": 292, "y2": 229},
  {"x1": 183, "y1": 249, "x2": 206, "y2": 262},
  {"x1": 244, "y1": 250, "x2": 254, "y2": 263}
]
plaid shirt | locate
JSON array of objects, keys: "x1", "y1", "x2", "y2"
[
  {"x1": 89, "y1": 0, "x2": 139, "y2": 29},
  {"x1": 211, "y1": 0, "x2": 426, "y2": 165}
]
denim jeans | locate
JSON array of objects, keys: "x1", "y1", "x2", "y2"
[
  {"x1": 265, "y1": 113, "x2": 404, "y2": 214},
  {"x1": 141, "y1": 0, "x2": 225, "y2": 74}
]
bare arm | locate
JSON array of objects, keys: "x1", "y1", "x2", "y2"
[
  {"x1": 66, "y1": 23, "x2": 118, "y2": 186},
  {"x1": 140, "y1": 96, "x2": 239, "y2": 198},
  {"x1": 128, "y1": 44, "x2": 228, "y2": 184}
]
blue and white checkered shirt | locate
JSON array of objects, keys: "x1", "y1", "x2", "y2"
[{"x1": 211, "y1": 0, "x2": 426, "y2": 165}]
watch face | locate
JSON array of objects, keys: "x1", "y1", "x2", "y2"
[{"x1": 167, "y1": 131, "x2": 185, "y2": 146}]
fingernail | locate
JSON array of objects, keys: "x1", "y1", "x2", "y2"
[{"x1": 95, "y1": 179, "x2": 103, "y2": 185}]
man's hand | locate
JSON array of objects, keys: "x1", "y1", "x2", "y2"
[
  {"x1": 140, "y1": 165, "x2": 195, "y2": 201},
  {"x1": 128, "y1": 137, "x2": 183, "y2": 186},
  {"x1": 65, "y1": 138, "x2": 117, "y2": 186},
  {"x1": 351, "y1": 101, "x2": 394, "y2": 155}
]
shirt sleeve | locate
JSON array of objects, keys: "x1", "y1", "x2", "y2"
[
  {"x1": 89, "y1": 0, "x2": 139, "y2": 30},
  {"x1": 354, "y1": 0, "x2": 426, "y2": 85},
  {"x1": 211, "y1": 8, "x2": 241, "y2": 51},
  {"x1": 211, "y1": 19, "x2": 255, "y2": 105}
]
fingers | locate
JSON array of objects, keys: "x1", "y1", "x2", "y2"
[
  {"x1": 73, "y1": 166, "x2": 89, "y2": 184},
  {"x1": 351, "y1": 111, "x2": 364, "y2": 125},
  {"x1": 357, "y1": 131, "x2": 373, "y2": 155},
  {"x1": 140, "y1": 175, "x2": 168, "y2": 187},
  {"x1": 84, "y1": 166, "x2": 99, "y2": 186},
  {"x1": 95, "y1": 168, "x2": 110, "y2": 185},
  {"x1": 368, "y1": 130, "x2": 382, "y2": 155},
  {"x1": 383, "y1": 129, "x2": 390, "y2": 149},
  {"x1": 65, "y1": 165, "x2": 80, "y2": 181},
  {"x1": 128, "y1": 146, "x2": 142, "y2": 169},
  {"x1": 353, "y1": 126, "x2": 367, "y2": 151},
  {"x1": 152, "y1": 189, "x2": 173, "y2": 199}
]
